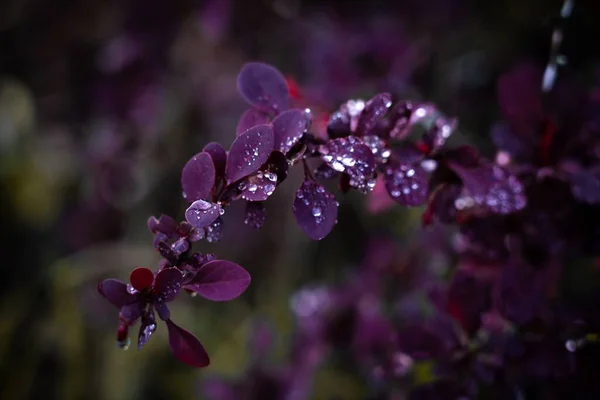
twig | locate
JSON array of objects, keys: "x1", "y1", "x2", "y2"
[{"x1": 541, "y1": 0, "x2": 575, "y2": 92}]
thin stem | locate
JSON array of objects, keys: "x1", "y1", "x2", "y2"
[{"x1": 541, "y1": 0, "x2": 575, "y2": 92}]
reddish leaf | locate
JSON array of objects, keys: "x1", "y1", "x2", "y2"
[{"x1": 166, "y1": 319, "x2": 210, "y2": 368}]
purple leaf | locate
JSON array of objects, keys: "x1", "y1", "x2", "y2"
[
  {"x1": 272, "y1": 108, "x2": 309, "y2": 153},
  {"x1": 387, "y1": 101, "x2": 414, "y2": 140},
  {"x1": 98, "y1": 279, "x2": 138, "y2": 308},
  {"x1": 319, "y1": 137, "x2": 376, "y2": 192},
  {"x1": 327, "y1": 108, "x2": 351, "y2": 138},
  {"x1": 137, "y1": 308, "x2": 157, "y2": 350},
  {"x1": 383, "y1": 161, "x2": 429, "y2": 206},
  {"x1": 237, "y1": 62, "x2": 290, "y2": 113},
  {"x1": 185, "y1": 260, "x2": 251, "y2": 301},
  {"x1": 429, "y1": 184, "x2": 462, "y2": 223},
  {"x1": 181, "y1": 152, "x2": 216, "y2": 202},
  {"x1": 238, "y1": 171, "x2": 278, "y2": 201},
  {"x1": 571, "y1": 169, "x2": 600, "y2": 204},
  {"x1": 497, "y1": 62, "x2": 543, "y2": 132},
  {"x1": 185, "y1": 199, "x2": 222, "y2": 229},
  {"x1": 155, "y1": 303, "x2": 171, "y2": 321},
  {"x1": 490, "y1": 122, "x2": 533, "y2": 160},
  {"x1": 166, "y1": 319, "x2": 210, "y2": 368},
  {"x1": 147, "y1": 214, "x2": 178, "y2": 236},
  {"x1": 119, "y1": 302, "x2": 144, "y2": 324},
  {"x1": 153, "y1": 267, "x2": 183, "y2": 303},
  {"x1": 314, "y1": 163, "x2": 339, "y2": 180},
  {"x1": 203, "y1": 142, "x2": 227, "y2": 182},
  {"x1": 422, "y1": 116, "x2": 457, "y2": 153},
  {"x1": 237, "y1": 108, "x2": 270, "y2": 136},
  {"x1": 326, "y1": 99, "x2": 367, "y2": 137},
  {"x1": 495, "y1": 257, "x2": 548, "y2": 324},
  {"x1": 356, "y1": 93, "x2": 392, "y2": 135},
  {"x1": 449, "y1": 163, "x2": 526, "y2": 214},
  {"x1": 244, "y1": 201, "x2": 267, "y2": 229},
  {"x1": 292, "y1": 180, "x2": 338, "y2": 240},
  {"x1": 362, "y1": 135, "x2": 391, "y2": 164},
  {"x1": 225, "y1": 124, "x2": 274, "y2": 184}
]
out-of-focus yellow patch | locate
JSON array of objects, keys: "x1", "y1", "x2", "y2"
[
  {"x1": 313, "y1": 366, "x2": 367, "y2": 400},
  {"x1": 9, "y1": 161, "x2": 62, "y2": 228},
  {"x1": 411, "y1": 360, "x2": 438, "y2": 386}
]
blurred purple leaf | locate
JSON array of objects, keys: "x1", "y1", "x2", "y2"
[
  {"x1": 497, "y1": 62, "x2": 543, "y2": 132},
  {"x1": 383, "y1": 161, "x2": 429, "y2": 206},
  {"x1": 186, "y1": 260, "x2": 251, "y2": 301},
  {"x1": 147, "y1": 215, "x2": 178, "y2": 238},
  {"x1": 356, "y1": 93, "x2": 392, "y2": 135},
  {"x1": 166, "y1": 319, "x2": 210, "y2": 368},
  {"x1": 237, "y1": 108, "x2": 270, "y2": 136},
  {"x1": 181, "y1": 152, "x2": 216, "y2": 202},
  {"x1": 185, "y1": 199, "x2": 223, "y2": 229},
  {"x1": 272, "y1": 108, "x2": 309, "y2": 154},
  {"x1": 449, "y1": 162, "x2": 526, "y2": 214},
  {"x1": 292, "y1": 180, "x2": 338, "y2": 240},
  {"x1": 244, "y1": 201, "x2": 267, "y2": 229},
  {"x1": 388, "y1": 101, "x2": 414, "y2": 140},
  {"x1": 571, "y1": 168, "x2": 600, "y2": 204},
  {"x1": 422, "y1": 117, "x2": 457, "y2": 153},
  {"x1": 237, "y1": 62, "x2": 290, "y2": 113},
  {"x1": 225, "y1": 124, "x2": 274, "y2": 184}
]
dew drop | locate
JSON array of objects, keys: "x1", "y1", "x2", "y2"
[
  {"x1": 406, "y1": 169, "x2": 415, "y2": 177},
  {"x1": 312, "y1": 207, "x2": 322, "y2": 217},
  {"x1": 342, "y1": 156, "x2": 356, "y2": 167},
  {"x1": 117, "y1": 338, "x2": 131, "y2": 351},
  {"x1": 565, "y1": 339, "x2": 578, "y2": 352},
  {"x1": 248, "y1": 183, "x2": 258, "y2": 192},
  {"x1": 264, "y1": 183, "x2": 276, "y2": 195},
  {"x1": 331, "y1": 160, "x2": 345, "y2": 172}
]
